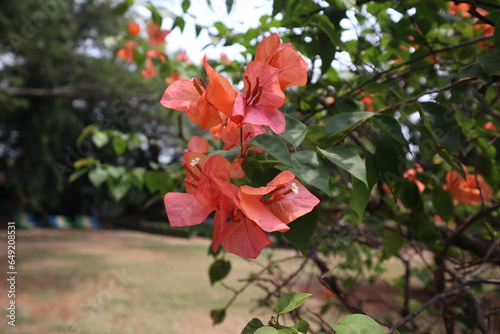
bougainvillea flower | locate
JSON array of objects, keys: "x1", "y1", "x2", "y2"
[
  {"x1": 146, "y1": 49, "x2": 167, "y2": 62},
  {"x1": 483, "y1": 121, "x2": 499, "y2": 131},
  {"x1": 164, "y1": 71, "x2": 182, "y2": 85},
  {"x1": 210, "y1": 121, "x2": 266, "y2": 153},
  {"x1": 359, "y1": 89, "x2": 374, "y2": 112},
  {"x1": 220, "y1": 52, "x2": 232, "y2": 66},
  {"x1": 220, "y1": 210, "x2": 271, "y2": 259},
  {"x1": 160, "y1": 57, "x2": 236, "y2": 129},
  {"x1": 146, "y1": 21, "x2": 170, "y2": 45},
  {"x1": 403, "y1": 163, "x2": 425, "y2": 193},
  {"x1": 474, "y1": 24, "x2": 494, "y2": 48},
  {"x1": 128, "y1": 21, "x2": 140, "y2": 36},
  {"x1": 116, "y1": 40, "x2": 137, "y2": 63},
  {"x1": 235, "y1": 61, "x2": 286, "y2": 134},
  {"x1": 141, "y1": 59, "x2": 157, "y2": 79},
  {"x1": 449, "y1": 3, "x2": 471, "y2": 16},
  {"x1": 238, "y1": 171, "x2": 320, "y2": 233},
  {"x1": 165, "y1": 154, "x2": 237, "y2": 228},
  {"x1": 187, "y1": 136, "x2": 211, "y2": 153},
  {"x1": 449, "y1": 3, "x2": 489, "y2": 17},
  {"x1": 444, "y1": 168, "x2": 494, "y2": 204},
  {"x1": 176, "y1": 50, "x2": 192, "y2": 65},
  {"x1": 164, "y1": 192, "x2": 216, "y2": 227},
  {"x1": 186, "y1": 135, "x2": 244, "y2": 179},
  {"x1": 255, "y1": 33, "x2": 308, "y2": 90}
]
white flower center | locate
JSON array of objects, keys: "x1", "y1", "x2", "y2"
[{"x1": 190, "y1": 157, "x2": 201, "y2": 167}]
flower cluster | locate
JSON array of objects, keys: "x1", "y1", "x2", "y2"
[
  {"x1": 160, "y1": 34, "x2": 319, "y2": 258},
  {"x1": 116, "y1": 21, "x2": 170, "y2": 79}
]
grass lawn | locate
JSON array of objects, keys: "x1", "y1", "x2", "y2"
[{"x1": 0, "y1": 229, "x2": 281, "y2": 334}]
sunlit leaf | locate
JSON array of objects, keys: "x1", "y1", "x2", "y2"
[
  {"x1": 276, "y1": 292, "x2": 312, "y2": 315},
  {"x1": 330, "y1": 314, "x2": 385, "y2": 334}
]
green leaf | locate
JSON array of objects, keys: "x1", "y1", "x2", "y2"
[
  {"x1": 325, "y1": 112, "x2": 374, "y2": 136},
  {"x1": 318, "y1": 147, "x2": 368, "y2": 187},
  {"x1": 209, "y1": 259, "x2": 231, "y2": 285},
  {"x1": 149, "y1": 5, "x2": 163, "y2": 26},
  {"x1": 276, "y1": 293, "x2": 312, "y2": 315},
  {"x1": 172, "y1": 16, "x2": 185, "y2": 31},
  {"x1": 458, "y1": 62, "x2": 488, "y2": 80},
  {"x1": 113, "y1": 136, "x2": 127, "y2": 155},
  {"x1": 432, "y1": 187, "x2": 455, "y2": 222},
  {"x1": 283, "y1": 207, "x2": 319, "y2": 256},
  {"x1": 383, "y1": 229, "x2": 405, "y2": 258},
  {"x1": 108, "y1": 178, "x2": 130, "y2": 202},
  {"x1": 279, "y1": 116, "x2": 308, "y2": 147},
  {"x1": 415, "y1": 123, "x2": 464, "y2": 177},
  {"x1": 290, "y1": 151, "x2": 330, "y2": 195},
  {"x1": 92, "y1": 131, "x2": 109, "y2": 148},
  {"x1": 348, "y1": 177, "x2": 370, "y2": 220},
  {"x1": 68, "y1": 168, "x2": 88, "y2": 184},
  {"x1": 399, "y1": 181, "x2": 420, "y2": 210},
  {"x1": 292, "y1": 320, "x2": 310, "y2": 333},
  {"x1": 338, "y1": 0, "x2": 356, "y2": 9},
  {"x1": 420, "y1": 102, "x2": 461, "y2": 155},
  {"x1": 210, "y1": 308, "x2": 226, "y2": 325},
  {"x1": 208, "y1": 146, "x2": 241, "y2": 162},
  {"x1": 106, "y1": 166, "x2": 126, "y2": 179},
  {"x1": 181, "y1": 0, "x2": 190, "y2": 12},
  {"x1": 144, "y1": 171, "x2": 160, "y2": 193},
  {"x1": 370, "y1": 115, "x2": 409, "y2": 150},
  {"x1": 251, "y1": 168, "x2": 282, "y2": 188},
  {"x1": 255, "y1": 327, "x2": 278, "y2": 334},
  {"x1": 249, "y1": 134, "x2": 293, "y2": 167},
  {"x1": 330, "y1": 314, "x2": 385, "y2": 334},
  {"x1": 241, "y1": 318, "x2": 265, "y2": 334},
  {"x1": 375, "y1": 135, "x2": 406, "y2": 189},
  {"x1": 226, "y1": 0, "x2": 234, "y2": 13},
  {"x1": 477, "y1": 48, "x2": 500, "y2": 75},
  {"x1": 89, "y1": 167, "x2": 108, "y2": 188},
  {"x1": 112, "y1": 1, "x2": 130, "y2": 15}
]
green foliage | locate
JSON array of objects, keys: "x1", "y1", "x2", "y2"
[
  {"x1": 209, "y1": 259, "x2": 231, "y2": 285},
  {"x1": 330, "y1": 314, "x2": 385, "y2": 334},
  {"x1": 276, "y1": 293, "x2": 312, "y2": 315}
]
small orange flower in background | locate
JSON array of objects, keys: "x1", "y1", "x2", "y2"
[
  {"x1": 176, "y1": 50, "x2": 192, "y2": 65},
  {"x1": 483, "y1": 121, "x2": 499, "y2": 131},
  {"x1": 359, "y1": 90, "x2": 374, "y2": 111},
  {"x1": 449, "y1": 3, "x2": 489, "y2": 17},
  {"x1": 474, "y1": 23, "x2": 494, "y2": 48},
  {"x1": 444, "y1": 167, "x2": 494, "y2": 205},
  {"x1": 404, "y1": 163, "x2": 425, "y2": 193},
  {"x1": 116, "y1": 40, "x2": 138, "y2": 63},
  {"x1": 128, "y1": 21, "x2": 140, "y2": 36},
  {"x1": 146, "y1": 21, "x2": 170, "y2": 46},
  {"x1": 220, "y1": 52, "x2": 232, "y2": 66},
  {"x1": 141, "y1": 59, "x2": 157, "y2": 79},
  {"x1": 433, "y1": 215, "x2": 457, "y2": 229},
  {"x1": 449, "y1": 3, "x2": 472, "y2": 16},
  {"x1": 164, "y1": 71, "x2": 182, "y2": 85},
  {"x1": 146, "y1": 49, "x2": 167, "y2": 62}
]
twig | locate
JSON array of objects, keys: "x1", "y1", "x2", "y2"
[
  {"x1": 388, "y1": 285, "x2": 467, "y2": 333},
  {"x1": 447, "y1": 265, "x2": 490, "y2": 334}
]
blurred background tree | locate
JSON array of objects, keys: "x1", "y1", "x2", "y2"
[{"x1": 0, "y1": 0, "x2": 175, "y2": 222}]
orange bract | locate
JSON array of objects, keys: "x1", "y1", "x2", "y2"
[
  {"x1": 146, "y1": 22, "x2": 170, "y2": 46},
  {"x1": 128, "y1": 21, "x2": 140, "y2": 36},
  {"x1": 116, "y1": 40, "x2": 137, "y2": 63},
  {"x1": 444, "y1": 169, "x2": 493, "y2": 204}
]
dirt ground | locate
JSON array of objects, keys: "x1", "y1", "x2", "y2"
[
  {"x1": 1, "y1": 228, "x2": 497, "y2": 333},
  {"x1": 0, "y1": 228, "x2": 274, "y2": 334}
]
